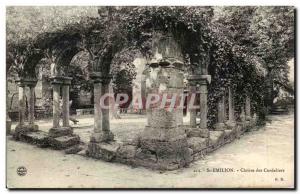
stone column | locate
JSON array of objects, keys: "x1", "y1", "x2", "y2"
[
  {"x1": 109, "y1": 84, "x2": 116, "y2": 119},
  {"x1": 94, "y1": 81, "x2": 102, "y2": 133},
  {"x1": 49, "y1": 76, "x2": 74, "y2": 138},
  {"x1": 26, "y1": 79, "x2": 39, "y2": 131},
  {"x1": 240, "y1": 106, "x2": 246, "y2": 122},
  {"x1": 51, "y1": 77, "x2": 63, "y2": 128},
  {"x1": 101, "y1": 77, "x2": 111, "y2": 133},
  {"x1": 28, "y1": 85, "x2": 35, "y2": 125},
  {"x1": 245, "y1": 95, "x2": 251, "y2": 121},
  {"x1": 199, "y1": 78, "x2": 209, "y2": 129},
  {"x1": 90, "y1": 72, "x2": 114, "y2": 143},
  {"x1": 61, "y1": 77, "x2": 72, "y2": 127},
  {"x1": 146, "y1": 109, "x2": 152, "y2": 126},
  {"x1": 51, "y1": 80, "x2": 61, "y2": 128},
  {"x1": 14, "y1": 78, "x2": 39, "y2": 139},
  {"x1": 94, "y1": 80, "x2": 102, "y2": 133},
  {"x1": 227, "y1": 87, "x2": 236, "y2": 127},
  {"x1": 187, "y1": 74, "x2": 211, "y2": 131},
  {"x1": 17, "y1": 83, "x2": 26, "y2": 127},
  {"x1": 188, "y1": 81, "x2": 197, "y2": 128},
  {"x1": 62, "y1": 85, "x2": 70, "y2": 127},
  {"x1": 215, "y1": 90, "x2": 225, "y2": 130},
  {"x1": 139, "y1": 56, "x2": 191, "y2": 170}
]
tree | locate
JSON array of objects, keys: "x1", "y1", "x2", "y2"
[{"x1": 250, "y1": 7, "x2": 294, "y2": 107}]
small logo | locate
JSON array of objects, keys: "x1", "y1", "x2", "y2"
[{"x1": 17, "y1": 166, "x2": 27, "y2": 176}]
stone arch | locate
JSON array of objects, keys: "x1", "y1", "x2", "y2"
[
  {"x1": 21, "y1": 32, "x2": 84, "y2": 79},
  {"x1": 13, "y1": 31, "x2": 85, "y2": 137}
]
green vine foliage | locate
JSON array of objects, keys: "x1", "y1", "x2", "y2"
[{"x1": 6, "y1": 6, "x2": 294, "y2": 126}]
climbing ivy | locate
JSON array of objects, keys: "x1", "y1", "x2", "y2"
[{"x1": 6, "y1": 6, "x2": 294, "y2": 125}]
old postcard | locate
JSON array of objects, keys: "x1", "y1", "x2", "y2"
[{"x1": 6, "y1": 6, "x2": 295, "y2": 189}]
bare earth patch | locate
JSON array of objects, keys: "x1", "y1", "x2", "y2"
[{"x1": 7, "y1": 114, "x2": 294, "y2": 188}]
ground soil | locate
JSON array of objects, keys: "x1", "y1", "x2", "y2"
[{"x1": 6, "y1": 113, "x2": 294, "y2": 188}]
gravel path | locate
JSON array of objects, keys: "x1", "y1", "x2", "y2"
[{"x1": 7, "y1": 114, "x2": 294, "y2": 188}]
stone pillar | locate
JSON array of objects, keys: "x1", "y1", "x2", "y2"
[
  {"x1": 240, "y1": 106, "x2": 246, "y2": 123},
  {"x1": 199, "y1": 78, "x2": 209, "y2": 129},
  {"x1": 187, "y1": 74, "x2": 210, "y2": 137},
  {"x1": 26, "y1": 79, "x2": 39, "y2": 131},
  {"x1": 28, "y1": 86, "x2": 35, "y2": 125},
  {"x1": 28, "y1": 85, "x2": 35, "y2": 125},
  {"x1": 17, "y1": 83, "x2": 26, "y2": 127},
  {"x1": 52, "y1": 84, "x2": 61, "y2": 128},
  {"x1": 101, "y1": 78, "x2": 111, "y2": 133},
  {"x1": 245, "y1": 95, "x2": 251, "y2": 121},
  {"x1": 215, "y1": 90, "x2": 225, "y2": 130},
  {"x1": 146, "y1": 109, "x2": 151, "y2": 126},
  {"x1": 14, "y1": 78, "x2": 39, "y2": 139},
  {"x1": 93, "y1": 81, "x2": 102, "y2": 134},
  {"x1": 139, "y1": 55, "x2": 191, "y2": 169},
  {"x1": 109, "y1": 84, "x2": 116, "y2": 119},
  {"x1": 227, "y1": 87, "x2": 236, "y2": 127},
  {"x1": 188, "y1": 82, "x2": 197, "y2": 128},
  {"x1": 90, "y1": 72, "x2": 114, "y2": 143},
  {"x1": 49, "y1": 76, "x2": 74, "y2": 138},
  {"x1": 62, "y1": 85, "x2": 70, "y2": 127},
  {"x1": 60, "y1": 77, "x2": 72, "y2": 127}
]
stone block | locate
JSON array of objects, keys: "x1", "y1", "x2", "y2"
[
  {"x1": 141, "y1": 126, "x2": 186, "y2": 143},
  {"x1": 135, "y1": 148, "x2": 157, "y2": 163},
  {"x1": 192, "y1": 148, "x2": 207, "y2": 160},
  {"x1": 187, "y1": 137, "x2": 208, "y2": 153},
  {"x1": 19, "y1": 130, "x2": 49, "y2": 147},
  {"x1": 209, "y1": 130, "x2": 225, "y2": 146},
  {"x1": 186, "y1": 127, "x2": 209, "y2": 138},
  {"x1": 65, "y1": 144, "x2": 84, "y2": 154},
  {"x1": 137, "y1": 133, "x2": 192, "y2": 170},
  {"x1": 224, "y1": 129, "x2": 232, "y2": 137},
  {"x1": 122, "y1": 135, "x2": 140, "y2": 146},
  {"x1": 90, "y1": 131, "x2": 114, "y2": 143},
  {"x1": 236, "y1": 124, "x2": 245, "y2": 137},
  {"x1": 87, "y1": 142, "x2": 120, "y2": 161},
  {"x1": 77, "y1": 149, "x2": 87, "y2": 157},
  {"x1": 49, "y1": 127, "x2": 73, "y2": 138},
  {"x1": 149, "y1": 109, "x2": 177, "y2": 128},
  {"x1": 48, "y1": 135, "x2": 80, "y2": 150},
  {"x1": 224, "y1": 129, "x2": 237, "y2": 143},
  {"x1": 14, "y1": 124, "x2": 39, "y2": 140},
  {"x1": 225, "y1": 121, "x2": 237, "y2": 129},
  {"x1": 117, "y1": 145, "x2": 137, "y2": 159}
]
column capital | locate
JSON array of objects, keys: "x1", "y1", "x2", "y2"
[
  {"x1": 91, "y1": 72, "x2": 112, "y2": 84},
  {"x1": 16, "y1": 78, "x2": 38, "y2": 87},
  {"x1": 187, "y1": 74, "x2": 211, "y2": 85},
  {"x1": 50, "y1": 76, "x2": 72, "y2": 85}
]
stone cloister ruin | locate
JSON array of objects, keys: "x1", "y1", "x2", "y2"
[{"x1": 9, "y1": 11, "x2": 259, "y2": 171}]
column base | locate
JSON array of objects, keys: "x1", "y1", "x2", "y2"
[
  {"x1": 135, "y1": 126, "x2": 192, "y2": 170},
  {"x1": 49, "y1": 127, "x2": 73, "y2": 138},
  {"x1": 214, "y1": 123, "x2": 226, "y2": 131},
  {"x1": 90, "y1": 131, "x2": 114, "y2": 143},
  {"x1": 48, "y1": 126, "x2": 81, "y2": 150},
  {"x1": 87, "y1": 141, "x2": 119, "y2": 161},
  {"x1": 225, "y1": 121, "x2": 237, "y2": 128},
  {"x1": 186, "y1": 127, "x2": 209, "y2": 138},
  {"x1": 48, "y1": 135, "x2": 80, "y2": 150},
  {"x1": 14, "y1": 124, "x2": 39, "y2": 140}
]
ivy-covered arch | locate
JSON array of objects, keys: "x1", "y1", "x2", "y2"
[
  {"x1": 119, "y1": 6, "x2": 214, "y2": 74},
  {"x1": 34, "y1": 32, "x2": 84, "y2": 76}
]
